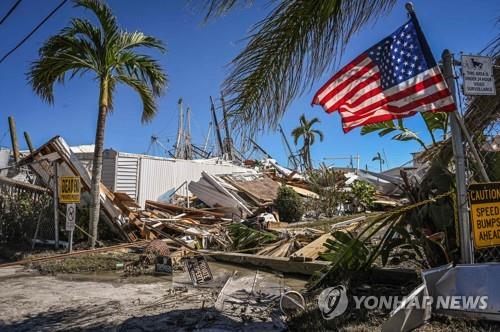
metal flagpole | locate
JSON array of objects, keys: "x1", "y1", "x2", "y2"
[
  {"x1": 405, "y1": 2, "x2": 474, "y2": 263},
  {"x1": 442, "y1": 49, "x2": 474, "y2": 264}
]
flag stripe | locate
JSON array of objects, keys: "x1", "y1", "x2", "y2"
[
  {"x1": 338, "y1": 71, "x2": 448, "y2": 118},
  {"x1": 342, "y1": 103, "x2": 456, "y2": 132},
  {"x1": 317, "y1": 58, "x2": 376, "y2": 105},
  {"x1": 325, "y1": 71, "x2": 381, "y2": 112},
  {"x1": 341, "y1": 89, "x2": 454, "y2": 124},
  {"x1": 313, "y1": 54, "x2": 368, "y2": 103}
]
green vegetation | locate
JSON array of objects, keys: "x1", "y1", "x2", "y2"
[
  {"x1": 308, "y1": 167, "x2": 346, "y2": 217},
  {"x1": 30, "y1": 252, "x2": 138, "y2": 274},
  {"x1": 227, "y1": 223, "x2": 277, "y2": 250},
  {"x1": 350, "y1": 180, "x2": 375, "y2": 212},
  {"x1": 361, "y1": 112, "x2": 449, "y2": 149},
  {"x1": 275, "y1": 185, "x2": 304, "y2": 222}
]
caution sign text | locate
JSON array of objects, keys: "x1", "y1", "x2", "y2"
[
  {"x1": 469, "y1": 182, "x2": 500, "y2": 249},
  {"x1": 59, "y1": 176, "x2": 81, "y2": 203}
]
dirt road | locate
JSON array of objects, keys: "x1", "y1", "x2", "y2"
[{"x1": 0, "y1": 263, "x2": 304, "y2": 331}]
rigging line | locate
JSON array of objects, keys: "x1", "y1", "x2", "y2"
[
  {"x1": 0, "y1": 0, "x2": 68, "y2": 64},
  {"x1": 0, "y1": 0, "x2": 22, "y2": 25}
]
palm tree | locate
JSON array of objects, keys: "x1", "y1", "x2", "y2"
[
  {"x1": 28, "y1": 0, "x2": 168, "y2": 248},
  {"x1": 291, "y1": 114, "x2": 323, "y2": 170},
  {"x1": 202, "y1": 0, "x2": 397, "y2": 136},
  {"x1": 372, "y1": 152, "x2": 385, "y2": 173}
]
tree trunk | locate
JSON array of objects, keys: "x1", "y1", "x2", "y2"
[
  {"x1": 305, "y1": 138, "x2": 312, "y2": 170},
  {"x1": 89, "y1": 78, "x2": 109, "y2": 248}
]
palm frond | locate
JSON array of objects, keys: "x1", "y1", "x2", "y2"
[
  {"x1": 223, "y1": 0, "x2": 397, "y2": 136},
  {"x1": 312, "y1": 129, "x2": 324, "y2": 141},
  {"x1": 360, "y1": 120, "x2": 395, "y2": 135},
  {"x1": 117, "y1": 53, "x2": 167, "y2": 96},
  {"x1": 117, "y1": 75, "x2": 157, "y2": 123},
  {"x1": 28, "y1": 36, "x2": 96, "y2": 103},
  {"x1": 115, "y1": 31, "x2": 166, "y2": 53},
  {"x1": 291, "y1": 126, "x2": 304, "y2": 145},
  {"x1": 63, "y1": 18, "x2": 103, "y2": 49},
  {"x1": 308, "y1": 117, "x2": 321, "y2": 126},
  {"x1": 199, "y1": 0, "x2": 254, "y2": 21},
  {"x1": 74, "y1": 0, "x2": 118, "y2": 43}
]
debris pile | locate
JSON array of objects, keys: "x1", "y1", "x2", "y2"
[{"x1": 1, "y1": 134, "x2": 381, "y2": 265}]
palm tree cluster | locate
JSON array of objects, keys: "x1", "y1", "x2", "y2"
[{"x1": 28, "y1": 0, "x2": 168, "y2": 247}]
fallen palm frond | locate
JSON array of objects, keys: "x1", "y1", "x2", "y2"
[
  {"x1": 307, "y1": 190, "x2": 452, "y2": 289},
  {"x1": 227, "y1": 222, "x2": 277, "y2": 250}
]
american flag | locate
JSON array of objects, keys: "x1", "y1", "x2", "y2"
[{"x1": 312, "y1": 18, "x2": 455, "y2": 133}]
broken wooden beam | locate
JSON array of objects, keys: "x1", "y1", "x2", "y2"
[{"x1": 201, "y1": 250, "x2": 331, "y2": 276}]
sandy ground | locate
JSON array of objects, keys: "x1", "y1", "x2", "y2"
[{"x1": 0, "y1": 262, "x2": 306, "y2": 331}]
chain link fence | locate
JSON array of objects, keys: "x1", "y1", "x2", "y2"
[{"x1": 0, "y1": 176, "x2": 54, "y2": 247}]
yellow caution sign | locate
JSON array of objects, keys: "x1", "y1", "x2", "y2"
[
  {"x1": 59, "y1": 176, "x2": 81, "y2": 203},
  {"x1": 468, "y1": 182, "x2": 500, "y2": 249}
]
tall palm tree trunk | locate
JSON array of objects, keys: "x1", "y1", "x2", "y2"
[
  {"x1": 305, "y1": 138, "x2": 312, "y2": 170},
  {"x1": 89, "y1": 78, "x2": 109, "y2": 248}
]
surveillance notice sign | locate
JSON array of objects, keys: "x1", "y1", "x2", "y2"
[
  {"x1": 461, "y1": 55, "x2": 496, "y2": 96},
  {"x1": 469, "y1": 182, "x2": 500, "y2": 249}
]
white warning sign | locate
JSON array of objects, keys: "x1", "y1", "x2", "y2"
[{"x1": 461, "y1": 55, "x2": 496, "y2": 96}]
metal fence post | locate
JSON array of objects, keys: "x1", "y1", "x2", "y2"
[{"x1": 53, "y1": 161, "x2": 59, "y2": 249}]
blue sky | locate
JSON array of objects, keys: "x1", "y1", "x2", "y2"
[{"x1": 0, "y1": 0, "x2": 498, "y2": 171}]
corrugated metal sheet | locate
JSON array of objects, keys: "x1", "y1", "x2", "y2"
[
  {"x1": 115, "y1": 154, "x2": 139, "y2": 200},
  {"x1": 0, "y1": 148, "x2": 10, "y2": 176},
  {"x1": 101, "y1": 156, "x2": 116, "y2": 191},
  {"x1": 137, "y1": 157, "x2": 251, "y2": 207}
]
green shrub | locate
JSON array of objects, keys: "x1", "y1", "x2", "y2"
[
  {"x1": 350, "y1": 180, "x2": 375, "y2": 212},
  {"x1": 275, "y1": 186, "x2": 304, "y2": 223}
]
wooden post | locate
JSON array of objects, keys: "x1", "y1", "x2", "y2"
[
  {"x1": 23, "y1": 131, "x2": 35, "y2": 154},
  {"x1": 8, "y1": 116, "x2": 20, "y2": 162}
]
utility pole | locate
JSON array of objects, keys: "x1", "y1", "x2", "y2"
[
  {"x1": 7, "y1": 116, "x2": 20, "y2": 162},
  {"x1": 175, "y1": 98, "x2": 184, "y2": 158},
  {"x1": 185, "y1": 107, "x2": 193, "y2": 159},
  {"x1": 442, "y1": 49, "x2": 474, "y2": 264},
  {"x1": 210, "y1": 96, "x2": 225, "y2": 158},
  {"x1": 220, "y1": 93, "x2": 233, "y2": 160}
]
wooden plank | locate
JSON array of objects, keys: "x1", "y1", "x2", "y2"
[
  {"x1": 291, "y1": 233, "x2": 334, "y2": 260},
  {"x1": 145, "y1": 200, "x2": 225, "y2": 218},
  {"x1": 287, "y1": 185, "x2": 319, "y2": 199},
  {"x1": 0, "y1": 176, "x2": 50, "y2": 193}
]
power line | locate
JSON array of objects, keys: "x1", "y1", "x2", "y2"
[
  {"x1": 0, "y1": 0, "x2": 68, "y2": 64},
  {"x1": 0, "y1": 0, "x2": 22, "y2": 25}
]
